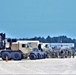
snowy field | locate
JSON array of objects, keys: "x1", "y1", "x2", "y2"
[{"x1": 0, "y1": 57, "x2": 76, "y2": 74}]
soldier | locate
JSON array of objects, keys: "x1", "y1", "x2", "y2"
[
  {"x1": 54, "y1": 46, "x2": 59, "y2": 58},
  {"x1": 66, "y1": 48, "x2": 72, "y2": 58},
  {"x1": 65, "y1": 49, "x2": 68, "y2": 58},
  {"x1": 72, "y1": 49, "x2": 75, "y2": 58},
  {"x1": 60, "y1": 45, "x2": 65, "y2": 58}
]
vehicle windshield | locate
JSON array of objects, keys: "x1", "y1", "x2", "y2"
[
  {"x1": 45, "y1": 44, "x2": 49, "y2": 48},
  {"x1": 27, "y1": 43, "x2": 32, "y2": 48}
]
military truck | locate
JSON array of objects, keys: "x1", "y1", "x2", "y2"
[
  {"x1": 29, "y1": 48, "x2": 47, "y2": 60},
  {"x1": 38, "y1": 43, "x2": 53, "y2": 58},
  {"x1": 0, "y1": 33, "x2": 47, "y2": 60}
]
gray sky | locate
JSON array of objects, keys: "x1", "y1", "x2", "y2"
[{"x1": 0, "y1": 0, "x2": 76, "y2": 39}]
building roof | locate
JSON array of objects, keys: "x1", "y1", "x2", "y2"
[
  {"x1": 42, "y1": 43, "x2": 75, "y2": 48},
  {"x1": 12, "y1": 40, "x2": 39, "y2": 44}
]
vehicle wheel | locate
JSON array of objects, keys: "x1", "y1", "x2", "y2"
[
  {"x1": 43, "y1": 53, "x2": 46, "y2": 58},
  {"x1": 29, "y1": 53, "x2": 37, "y2": 60},
  {"x1": 37, "y1": 53, "x2": 41, "y2": 59},
  {"x1": 1, "y1": 52, "x2": 11, "y2": 60},
  {"x1": 41, "y1": 53, "x2": 45, "y2": 59},
  {"x1": 12, "y1": 52, "x2": 22, "y2": 60}
]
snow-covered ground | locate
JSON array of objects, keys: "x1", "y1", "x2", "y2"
[{"x1": 0, "y1": 57, "x2": 76, "y2": 74}]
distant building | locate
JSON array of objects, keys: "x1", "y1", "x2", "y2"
[
  {"x1": 50, "y1": 43, "x2": 74, "y2": 48},
  {"x1": 42, "y1": 43, "x2": 74, "y2": 48}
]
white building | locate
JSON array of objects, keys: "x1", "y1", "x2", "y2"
[
  {"x1": 42, "y1": 43, "x2": 74, "y2": 48},
  {"x1": 51, "y1": 43, "x2": 74, "y2": 48}
]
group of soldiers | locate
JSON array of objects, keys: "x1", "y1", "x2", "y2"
[
  {"x1": 38, "y1": 44, "x2": 75, "y2": 58},
  {"x1": 46, "y1": 45, "x2": 75, "y2": 58}
]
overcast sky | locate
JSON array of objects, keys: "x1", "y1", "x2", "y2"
[{"x1": 0, "y1": 0, "x2": 76, "y2": 39}]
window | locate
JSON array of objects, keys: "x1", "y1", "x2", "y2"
[
  {"x1": 22, "y1": 44, "x2": 29, "y2": 48},
  {"x1": 22, "y1": 44, "x2": 25, "y2": 48},
  {"x1": 27, "y1": 43, "x2": 32, "y2": 48},
  {"x1": 45, "y1": 44, "x2": 49, "y2": 48},
  {"x1": 22, "y1": 44, "x2": 28, "y2": 48}
]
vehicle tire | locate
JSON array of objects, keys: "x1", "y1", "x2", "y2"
[
  {"x1": 29, "y1": 53, "x2": 37, "y2": 60},
  {"x1": 12, "y1": 52, "x2": 22, "y2": 60},
  {"x1": 37, "y1": 53, "x2": 41, "y2": 59},
  {"x1": 41, "y1": 53, "x2": 45, "y2": 59},
  {"x1": 44, "y1": 52, "x2": 47, "y2": 58},
  {"x1": 1, "y1": 52, "x2": 11, "y2": 60}
]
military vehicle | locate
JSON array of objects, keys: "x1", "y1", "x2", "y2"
[
  {"x1": 29, "y1": 48, "x2": 47, "y2": 60},
  {"x1": 38, "y1": 43, "x2": 53, "y2": 58},
  {"x1": 0, "y1": 33, "x2": 47, "y2": 60}
]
